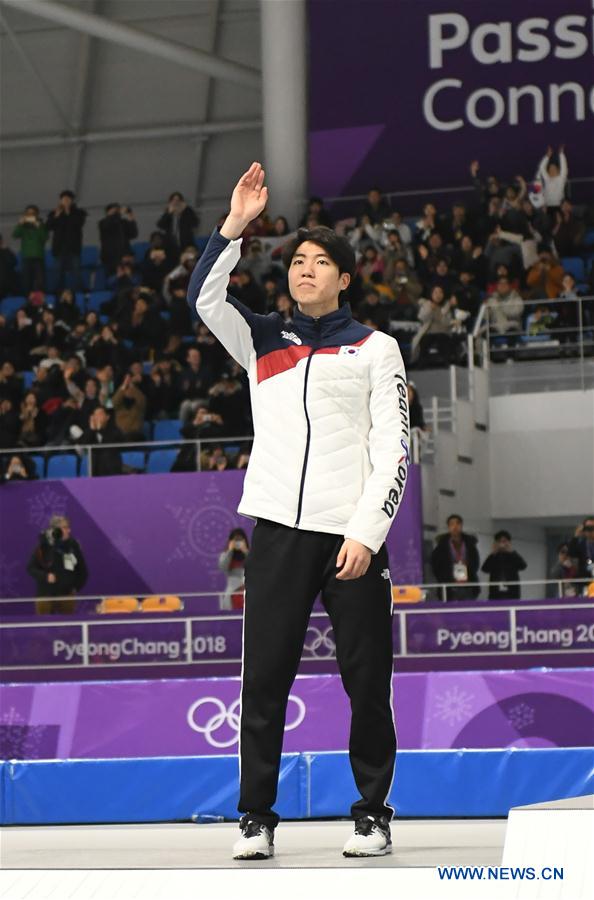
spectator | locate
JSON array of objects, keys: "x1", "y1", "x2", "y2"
[
  {"x1": 208, "y1": 375, "x2": 248, "y2": 436},
  {"x1": 525, "y1": 247, "x2": 564, "y2": 300},
  {"x1": 452, "y1": 235, "x2": 486, "y2": 288},
  {"x1": 218, "y1": 528, "x2": 249, "y2": 611},
  {"x1": 415, "y1": 203, "x2": 440, "y2": 244},
  {"x1": 431, "y1": 514, "x2": 480, "y2": 601},
  {"x1": 112, "y1": 373, "x2": 147, "y2": 441},
  {"x1": 428, "y1": 258, "x2": 456, "y2": 298},
  {"x1": 172, "y1": 405, "x2": 225, "y2": 471},
  {"x1": 389, "y1": 259, "x2": 423, "y2": 321},
  {"x1": 163, "y1": 247, "x2": 199, "y2": 334},
  {"x1": 18, "y1": 390, "x2": 47, "y2": 447},
  {"x1": 407, "y1": 382, "x2": 427, "y2": 431},
  {"x1": 98, "y1": 203, "x2": 138, "y2": 274},
  {"x1": 484, "y1": 228, "x2": 522, "y2": 280},
  {"x1": 356, "y1": 289, "x2": 390, "y2": 332},
  {"x1": 452, "y1": 269, "x2": 481, "y2": 326},
  {"x1": 361, "y1": 187, "x2": 391, "y2": 225},
  {"x1": 146, "y1": 357, "x2": 181, "y2": 420},
  {"x1": 537, "y1": 145, "x2": 568, "y2": 214},
  {"x1": 470, "y1": 159, "x2": 502, "y2": 213},
  {"x1": 0, "y1": 234, "x2": 19, "y2": 298},
  {"x1": 0, "y1": 360, "x2": 23, "y2": 407},
  {"x1": 567, "y1": 517, "x2": 594, "y2": 584},
  {"x1": 157, "y1": 191, "x2": 199, "y2": 254},
  {"x1": 54, "y1": 289, "x2": 80, "y2": 329},
  {"x1": 27, "y1": 514, "x2": 88, "y2": 615},
  {"x1": 411, "y1": 286, "x2": 461, "y2": 366},
  {"x1": 298, "y1": 197, "x2": 333, "y2": 229},
  {"x1": 79, "y1": 406, "x2": 123, "y2": 476},
  {"x1": 1, "y1": 453, "x2": 36, "y2": 482},
  {"x1": 119, "y1": 294, "x2": 162, "y2": 353},
  {"x1": 141, "y1": 246, "x2": 170, "y2": 293},
  {"x1": 232, "y1": 269, "x2": 266, "y2": 314},
  {"x1": 46, "y1": 190, "x2": 87, "y2": 293},
  {"x1": 555, "y1": 273, "x2": 580, "y2": 346},
  {"x1": 552, "y1": 200, "x2": 585, "y2": 257},
  {"x1": 485, "y1": 277, "x2": 524, "y2": 338},
  {"x1": 86, "y1": 323, "x2": 123, "y2": 370},
  {"x1": 481, "y1": 530, "x2": 527, "y2": 600},
  {"x1": 382, "y1": 229, "x2": 413, "y2": 280},
  {"x1": 550, "y1": 543, "x2": 579, "y2": 598},
  {"x1": 237, "y1": 238, "x2": 270, "y2": 285},
  {"x1": 275, "y1": 292, "x2": 295, "y2": 323},
  {"x1": 177, "y1": 347, "x2": 213, "y2": 422},
  {"x1": 0, "y1": 398, "x2": 19, "y2": 448},
  {"x1": 12, "y1": 205, "x2": 48, "y2": 294},
  {"x1": 526, "y1": 303, "x2": 556, "y2": 339},
  {"x1": 442, "y1": 202, "x2": 472, "y2": 246}
]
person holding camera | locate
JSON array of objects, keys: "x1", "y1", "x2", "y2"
[
  {"x1": 27, "y1": 515, "x2": 88, "y2": 615},
  {"x1": 98, "y1": 203, "x2": 138, "y2": 275},
  {"x1": 12, "y1": 205, "x2": 48, "y2": 295},
  {"x1": 218, "y1": 528, "x2": 249, "y2": 610},
  {"x1": 157, "y1": 191, "x2": 199, "y2": 254},
  {"x1": 46, "y1": 190, "x2": 87, "y2": 293}
]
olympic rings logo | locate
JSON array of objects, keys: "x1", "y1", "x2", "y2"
[
  {"x1": 186, "y1": 695, "x2": 306, "y2": 748},
  {"x1": 303, "y1": 625, "x2": 336, "y2": 658}
]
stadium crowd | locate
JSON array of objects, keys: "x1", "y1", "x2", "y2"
[{"x1": 1, "y1": 147, "x2": 593, "y2": 477}]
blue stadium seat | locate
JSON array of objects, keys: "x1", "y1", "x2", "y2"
[
  {"x1": 153, "y1": 419, "x2": 182, "y2": 441},
  {"x1": 0, "y1": 296, "x2": 25, "y2": 318},
  {"x1": 87, "y1": 291, "x2": 113, "y2": 312},
  {"x1": 92, "y1": 268, "x2": 108, "y2": 290},
  {"x1": 121, "y1": 451, "x2": 146, "y2": 471},
  {"x1": 74, "y1": 292, "x2": 86, "y2": 313},
  {"x1": 81, "y1": 246, "x2": 99, "y2": 268},
  {"x1": 146, "y1": 449, "x2": 177, "y2": 473},
  {"x1": 142, "y1": 420, "x2": 153, "y2": 441},
  {"x1": 22, "y1": 371, "x2": 35, "y2": 389},
  {"x1": 46, "y1": 454, "x2": 79, "y2": 479},
  {"x1": 131, "y1": 241, "x2": 149, "y2": 264},
  {"x1": 79, "y1": 454, "x2": 89, "y2": 477},
  {"x1": 583, "y1": 228, "x2": 594, "y2": 249},
  {"x1": 30, "y1": 455, "x2": 45, "y2": 478},
  {"x1": 561, "y1": 257, "x2": 585, "y2": 282}
]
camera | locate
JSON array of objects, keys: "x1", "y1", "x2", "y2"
[
  {"x1": 44, "y1": 527, "x2": 63, "y2": 545},
  {"x1": 234, "y1": 540, "x2": 244, "y2": 550}
]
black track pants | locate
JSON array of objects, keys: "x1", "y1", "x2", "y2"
[{"x1": 238, "y1": 518, "x2": 396, "y2": 829}]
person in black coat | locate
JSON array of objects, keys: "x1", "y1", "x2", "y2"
[
  {"x1": 156, "y1": 192, "x2": 199, "y2": 254},
  {"x1": 27, "y1": 515, "x2": 88, "y2": 614},
  {"x1": 79, "y1": 406, "x2": 123, "y2": 476},
  {"x1": 431, "y1": 514, "x2": 480, "y2": 600},
  {"x1": 98, "y1": 204, "x2": 138, "y2": 274},
  {"x1": 481, "y1": 530, "x2": 527, "y2": 600},
  {"x1": 568, "y1": 517, "x2": 594, "y2": 582},
  {"x1": 46, "y1": 190, "x2": 87, "y2": 293}
]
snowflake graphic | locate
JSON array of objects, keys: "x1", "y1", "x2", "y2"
[
  {"x1": 0, "y1": 706, "x2": 25, "y2": 726},
  {"x1": 0, "y1": 554, "x2": 21, "y2": 596},
  {"x1": 432, "y1": 686, "x2": 475, "y2": 726},
  {"x1": 507, "y1": 701, "x2": 535, "y2": 732},
  {"x1": 27, "y1": 485, "x2": 68, "y2": 529},
  {"x1": 165, "y1": 477, "x2": 237, "y2": 563}
]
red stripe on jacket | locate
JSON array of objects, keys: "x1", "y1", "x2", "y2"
[{"x1": 256, "y1": 335, "x2": 372, "y2": 384}]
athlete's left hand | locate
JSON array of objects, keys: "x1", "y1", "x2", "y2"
[{"x1": 336, "y1": 540, "x2": 372, "y2": 580}]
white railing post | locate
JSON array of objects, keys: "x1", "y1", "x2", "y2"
[
  {"x1": 431, "y1": 396, "x2": 439, "y2": 435},
  {"x1": 87, "y1": 446, "x2": 92, "y2": 477}
]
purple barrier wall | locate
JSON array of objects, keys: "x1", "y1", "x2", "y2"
[
  {"x1": 308, "y1": 0, "x2": 594, "y2": 200},
  {"x1": 2, "y1": 600, "x2": 593, "y2": 682},
  {"x1": 1, "y1": 668, "x2": 592, "y2": 761},
  {"x1": 0, "y1": 467, "x2": 422, "y2": 601}
]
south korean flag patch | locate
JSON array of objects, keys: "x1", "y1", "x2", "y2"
[{"x1": 339, "y1": 345, "x2": 361, "y2": 358}]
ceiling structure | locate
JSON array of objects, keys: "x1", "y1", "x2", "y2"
[{"x1": 0, "y1": 0, "x2": 263, "y2": 241}]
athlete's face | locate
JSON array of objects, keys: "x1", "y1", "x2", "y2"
[{"x1": 288, "y1": 241, "x2": 350, "y2": 317}]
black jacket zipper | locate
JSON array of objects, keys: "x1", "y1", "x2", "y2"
[{"x1": 294, "y1": 319, "x2": 321, "y2": 527}]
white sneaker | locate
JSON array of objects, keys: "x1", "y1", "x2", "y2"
[
  {"x1": 343, "y1": 815, "x2": 392, "y2": 857},
  {"x1": 232, "y1": 817, "x2": 275, "y2": 859}
]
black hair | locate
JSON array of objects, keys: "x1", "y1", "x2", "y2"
[
  {"x1": 60, "y1": 190, "x2": 75, "y2": 200},
  {"x1": 228, "y1": 527, "x2": 249, "y2": 543},
  {"x1": 583, "y1": 516, "x2": 594, "y2": 525},
  {"x1": 447, "y1": 514, "x2": 463, "y2": 525},
  {"x1": 168, "y1": 191, "x2": 184, "y2": 202},
  {"x1": 25, "y1": 204, "x2": 39, "y2": 214},
  {"x1": 105, "y1": 203, "x2": 120, "y2": 213},
  {"x1": 494, "y1": 530, "x2": 511, "y2": 541},
  {"x1": 281, "y1": 226, "x2": 355, "y2": 278}
]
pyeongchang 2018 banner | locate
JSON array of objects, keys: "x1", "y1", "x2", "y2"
[{"x1": 308, "y1": 0, "x2": 594, "y2": 198}]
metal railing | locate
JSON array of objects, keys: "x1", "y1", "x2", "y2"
[
  {"x1": 2, "y1": 578, "x2": 592, "y2": 614},
  {"x1": 472, "y1": 295, "x2": 593, "y2": 391},
  {"x1": 0, "y1": 434, "x2": 254, "y2": 477}
]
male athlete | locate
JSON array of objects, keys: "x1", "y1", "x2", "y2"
[{"x1": 188, "y1": 162, "x2": 409, "y2": 859}]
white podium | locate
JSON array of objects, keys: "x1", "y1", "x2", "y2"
[{"x1": 502, "y1": 795, "x2": 594, "y2": 899}]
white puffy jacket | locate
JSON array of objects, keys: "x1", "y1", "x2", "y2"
[{"x1": 187, "y1": 230, "x2": 410, "y2": 554}]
